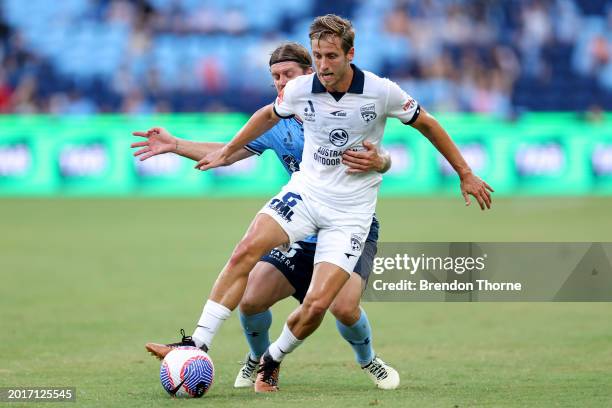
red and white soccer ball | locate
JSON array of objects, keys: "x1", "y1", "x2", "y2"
[{"x1": 160, "y1": 346, "x2": 214, "y2": 398}]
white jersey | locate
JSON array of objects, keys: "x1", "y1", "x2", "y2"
[{"x1": 273, "y1": 65, "x2": 420, "y2": 213}]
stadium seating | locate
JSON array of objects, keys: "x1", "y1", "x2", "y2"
[{"x1": 0, "y1": 0, "x2": 610, "y2": 114}]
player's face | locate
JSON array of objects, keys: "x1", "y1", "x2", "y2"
[
  {"x1": 270, "y1": 61, "x2": 312, "y2": 94},
  {"x1": 311, "y1": 36, "x2": 354, "y2": 91}
]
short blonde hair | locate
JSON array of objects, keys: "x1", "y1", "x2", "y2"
[{"x1": 309, "y1": 14, "x2": 355, "y2": 54}]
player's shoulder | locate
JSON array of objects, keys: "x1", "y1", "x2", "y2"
[
  {"x1": 277, "y1": 116, "x2": 300, "y2": 130},
  {"x1": 362, "y1": 70, "x2": 397, "y2": 95},
  {"x1": 270, "y1": 116, "x2": 301, "y2": 136},
  {"x1": 284, "y1": 73, "x2": 316, "y2": 95}
]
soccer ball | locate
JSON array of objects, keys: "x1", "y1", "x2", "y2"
[{"x1": 160, "y1": 346, "x2": 214, "y2": 398}]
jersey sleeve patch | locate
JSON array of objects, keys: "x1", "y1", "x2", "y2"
[
  {"x1": 385, "y1": 79, "x2": 420, "y2": 123},
  {"x1": 403, "y1": 105, "x2": 421, "y2": 125}
]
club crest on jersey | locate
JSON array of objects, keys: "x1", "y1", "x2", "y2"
[
  {"x1": 302, "y1": 100, "x2": 316, "y2": 122},
  {"x1": 360, "y1": 103, "x2": 377, "y2": 123},
  {"x1": 350, "y1": 233, "x2": 363, "y2": 252},
  {"x1": 329, "y1": 128, "x2": 349, "y2": 147}
]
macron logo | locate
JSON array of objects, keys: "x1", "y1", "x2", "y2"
[{"x1": 330, "y1": 110, "x2": 347, "y2": 117}]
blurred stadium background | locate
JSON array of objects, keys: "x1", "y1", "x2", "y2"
[
  {"x1": 0, "y1": 0, "x2": 611, "y2": 197},
  {"x1": 1, "y1": 0, "x2": 612, "y2": 114},
  {"x1": 2, "y1": 1, "x2": 612, "y2": 407}
]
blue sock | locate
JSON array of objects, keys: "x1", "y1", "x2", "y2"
[
  {"x1": 335, "y1": 307, "x2": 375, "y2": 367},
  {"x1": 239, "y1": 310, "x2": 272, "y2": 360}
]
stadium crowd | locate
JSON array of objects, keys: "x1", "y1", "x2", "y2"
[{"x1": 0, "y1": 0, "x2": 610, "y2": 116}]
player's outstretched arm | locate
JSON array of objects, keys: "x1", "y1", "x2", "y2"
[
  {"x1": 131, "y1": 127, "x2": 253, "y2": 164},
  {"x1": 410, "y1": 108, "x2": 494, "y2": 210},
  {"x1": 195, "y1": 104, "x2": 280, "y2": 171}
]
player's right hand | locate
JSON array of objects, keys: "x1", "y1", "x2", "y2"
[
  {"x1": 195, "y1": 146, "x2": 231, "y2": 171},
  {"x1": 131, "y1": 127, "x2": 177, "y2": 161}
]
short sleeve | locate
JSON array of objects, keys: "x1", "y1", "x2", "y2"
[
  {"x1": 244, "y1": 137, "x2": 267, "y2": 155},
  {"x1": 273, "y1": 79, "x2": 297, "y2": 119},
  {"x1": 385, "y1": 80, "x2": 421, "y2": 125},
  {"x1": 245, "y1": 121, "x2": 286, "y2": 155}
]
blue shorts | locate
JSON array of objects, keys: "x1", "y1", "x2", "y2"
[{"x1": 260, "y1": 239, "x2": 378, "y2": 303}]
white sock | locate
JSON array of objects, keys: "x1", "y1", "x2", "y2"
[
  {"x1": 192, "y1": 300, "x2": 231, "y2": 349},
  {"x1": 268, "y1": 324, "x2": 303, "y2": 362}
]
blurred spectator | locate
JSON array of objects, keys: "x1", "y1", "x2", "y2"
[
  {"x1": 0, "y1": 69, "x2": 12, "y2": 112},
  {"x1": 0, "y1": 0, "x2": 610, "y2": 115},
  {"x1": 121, "y1": 88, "x2": 154, "y2": 114},
  {"x1": 11, "y1": 75, "x2": 38, "y2": 113}
]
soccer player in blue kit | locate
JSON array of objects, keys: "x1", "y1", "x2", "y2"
[{"x1": 132, "y1": 42, "x2": 400, "y2": 389}]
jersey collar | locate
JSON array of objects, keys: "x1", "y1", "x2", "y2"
[{"x1": 311, "y1": 64, "x2": 365, "y2": 95}]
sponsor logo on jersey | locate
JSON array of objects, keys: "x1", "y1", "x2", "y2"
[
  {"x1": 268, "y1": 192, "x2": 302, "y2": 222},
  {"x1": 360, "y1": 103, "x2": 377, "y2": 122},
  {"x1": 329, "y1": 110, "x2": 347, "y2": 117},
  {"x1": 313, "y1": 146, "x2": 342, "y2": 166},
  {"x1": 283, "y1": 131, "x2": 293, "y2": 147},
  {"x1": 303, "y1": 100, "x2": 316, "y2": 122},
  {"x1": 329, "y1": 128, "x2": 349, "y2": 147},
  {"x1": 403, "y1": 97, "x2": 416, "y2": 111},
  {"x1": 282, "y1": 155, "x2": 300, "y2": 173},
  {"x1": 267, "y1": 248, "x2": 297, "y2": 271}
]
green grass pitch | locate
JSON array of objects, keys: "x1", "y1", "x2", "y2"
[{"x1": 1, "y1": 197, "x2": 612, "y2": 407}]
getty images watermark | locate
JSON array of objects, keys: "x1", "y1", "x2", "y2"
[
  {"x1": 371, "y1": 251, "x2": 522, "y2": 292},
  {"x1": 363, "y1": 243, "x2": 612, "y2": 302}
]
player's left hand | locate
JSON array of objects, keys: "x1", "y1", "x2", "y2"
[
  {"x1": 460, "y1": 172, "x2": 494, "y2": 210},
  {"x1": 195, "y1": 146, "x2": 231, "y2": 171},
  {"x1": 342, "y1": 141, "x2": 388, "y2": 174}
]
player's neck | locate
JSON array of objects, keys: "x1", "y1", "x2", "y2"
[{"x1": 326, "y1": 65, "x2": 354, "y2": 93}]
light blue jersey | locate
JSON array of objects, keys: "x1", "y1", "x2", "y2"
[
  {"x1": 245, "y1": 117, "x2": 379, "y2": 244},
  {"x1": 244, "y1": 117, "x2": 303, "y2": 175}
]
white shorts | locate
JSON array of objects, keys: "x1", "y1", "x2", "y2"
[{"x1": 258, "y1": 181, "x2": 373, "y2": 274}]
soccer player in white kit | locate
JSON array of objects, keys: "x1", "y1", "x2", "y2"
[{"x1": 148, "y1": 14, "x2": 493, "y2": 392}]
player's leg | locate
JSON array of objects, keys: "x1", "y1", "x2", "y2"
[
  {"x1": 239, "y1": 261, "x2": 296, "y2": 358},
  {"x1": 254, "y1": 209, "x2": 372, "y2": 392},
  {"x1": 234, "y1": 260, "x2": 295, "y2": 388},
  {"x1": 207, "y1": 213, "x2": 288, "y2": 309},
  {"x1": 193, "y1": 193, "x2": 315, "y2": 350},
  {"x1": 145, "y1": 213, "x2": 288, "y2": 358},
  {"x1": 254, "y1": 261, "x2": 350, "y2": 392},
  {"x1": 286, "y1": 261, "x2": 350, "y2": 338},
  {"x1": 239, "y1": 242, "x2": 314, "y2": 362},
  {"x1": 192, "y1": 212, "x2": 291, "y2": 349},
  {"x1": 235, "y1": 241, "x2": 316, "y2": 387},
  {"x1": 145, "y1": 187, "x2": 315, "y2": 359},
  {"x1": 330, "y1": 272, "x2": 371, "y2": 360},
  {"x1": 329, "y1": 241, "x2": 400, "y2": 389}
]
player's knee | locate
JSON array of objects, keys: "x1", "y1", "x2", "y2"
[
  {"x1": 329, "y1": 301, "x2": 360, "y2": 325},
  {"x1": 239, "y1": 297, "x2": 268, "y2": 316},
  {"x1": 228, "y1": 238, "x2": 262, "y2": 269},
  {"x1": 301, "y1": 298, "x2": 329, "y2": 322}
]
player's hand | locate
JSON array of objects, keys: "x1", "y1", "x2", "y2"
[
  {"x1": 194, "y1": 146, "x2": 231, "y2": 171},
  {"x1": 460, "y1": 172, "x2": 494, "y2": 210},
  {"x1": 342, "y1": 141, "x2": 388, "y2": 174},
  {"x1": 131, "y1": 127, "x2": 176, "y2": 161}
]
